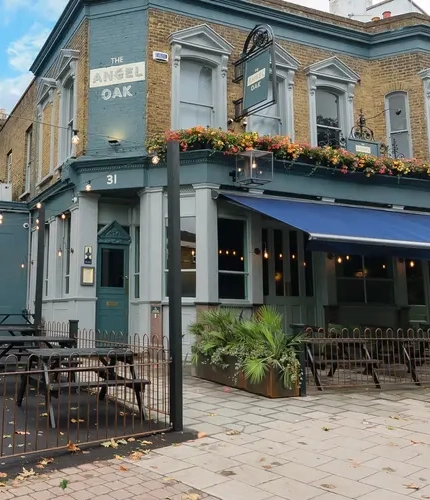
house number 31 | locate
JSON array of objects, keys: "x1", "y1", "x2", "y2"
[{"x1": 107, "y1": 174, "x2": 117, "y2": 185}]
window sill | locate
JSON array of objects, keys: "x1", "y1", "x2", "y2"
[
  {"x1": 36, "y1": 173, "x2": 53, "y2": 188},
  {"x1": 161, "y1": 298, "x2": 196, "y2": 306},
  {"x1": 19, "y1": 190, "x2": 30, "y2": 200}
]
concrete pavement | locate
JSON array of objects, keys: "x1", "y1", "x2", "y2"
[{"x1": 3, "y1": 376, "x2": 430, "y2": 499}]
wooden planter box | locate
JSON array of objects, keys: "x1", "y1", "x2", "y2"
[{"x1": 193, "y1": 356, "x2": 299, "y2": 398}]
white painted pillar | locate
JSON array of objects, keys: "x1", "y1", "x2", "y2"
[
  {"x1": 72, "y1": 194, "x2": 99, "y2": 299},
  {"x1": 139, "y1": 187, "x2": 164, "y2": 303},
  {"x1": 249, "y1": 212, "x2": 263, "y2": 305},
  {"x1": 193, "y1": 184, "x2": 220, "y2": 304},
  {"x1": 46, "y1": 218, "x2": 58, "y2": 298}
]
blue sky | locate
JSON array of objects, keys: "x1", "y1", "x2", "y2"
[
  {"x1": 0, "y1": 0, "x2": 68, "y2": 112},
  {"x1": 0, "y1": 0, "x2": 428, "y2": 113}
]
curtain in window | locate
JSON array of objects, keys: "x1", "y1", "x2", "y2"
[{"x1": 179, "y1": 61, "x2": 213, "y2": 128}]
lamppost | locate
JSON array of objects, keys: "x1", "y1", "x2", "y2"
[{"x1": 166, "y1": 140, "x2": 183, "y2": 432}]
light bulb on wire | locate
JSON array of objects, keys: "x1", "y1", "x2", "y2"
[
  {"x1": 58, "y1": 248, "x2": 62, "y2": 257},
  {"x1": 252, "y1": 160, "x2": 257, "y2": 169},
  {"x1": 36, "y1": 202, "x2": 42, "y2": 209},
  {"x1": 0, "y1": 213, "x2": 3, "y2": 224},
  {"x1": 263, "y1": 249, "x2": 269, "y2": 259},
  {"x1": 71, "y1": 130, "x2": 80, "y2": 145},
  {"x1": 60, "y1": 213, "x2": 66, "y2": 220},
  {"x1": 151, "y1": 155, "x2": 160, "y2": 165},
  {"x1": 85, "y1": 181, "x2": 92, "y2": 192}
]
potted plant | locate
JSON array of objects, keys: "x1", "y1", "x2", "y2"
[{"x1": 190, "y1": 306, "x2": 304, "y2": 398}]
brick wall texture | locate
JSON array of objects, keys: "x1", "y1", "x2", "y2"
[{"x1": 146, "y1": 9, "x2": 430, "y2": 161}]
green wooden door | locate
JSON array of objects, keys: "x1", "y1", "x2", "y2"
[{"x1": 96, "y1": 222, "x2": 131, "y2": 344}]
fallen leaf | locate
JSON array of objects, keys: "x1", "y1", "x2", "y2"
[
  {"x1": 0, "y1": 483, "x2": 6, "y2": 488},
  {"x1": 114, "y1": 455, "x2": 123, "y2": 460},
  {"x1": 405, "y1": 483, "x2": 421, "y2": 490},
  {"x1": 117, "y1": 439, "x2": 127, "y2": 445},
  {"x1": 164, "y1": 477, "x2": 177, "y2": 482},
  {"x1": 386, "y1": 426, "x2": 395, "y2": 431},
  {"x1": 139, "y1": 440, "x2": 152, "y2": 445},
  {"x1": 259, "y1": 458, "x2": 266, "y2": 462},
  {"x1": 383, "y1": 467, "x2": 396, "y2": 473},
  {"x1": 411, "y1": 440, "x2": 424, "y2": 445},
  {"x1": 321, "y1": 484, "x2": 336, "y2": 490},
  {"x1": 70, "y1": 419, "x2": 84, "y2": 424},
  {"x1": 208, "y1": 413, "x2": 217, "y2": 417},
  {"x1": 17, "y1": 468, "x2": 35, "y2": 480},
  {"x1": 129, "y1": 451, "x2": 143, "y2": 461},
  {"x1": 262, "y1": 465, "x2": 272, "y2": 470},
  {"x1": 59, "y1": 479, "x2": 69, "y2": 490},
  {"x1": 322, "y1": 427, "x2": 330, "y2": 432},
  {"x1": 38, "y1": 458, "x2": 53, "y2": 467},
  {"x1": 226, "y1": 430, "x2": 241, "y2": 436},
  {"x1": 0, "y1": 473, "x2": 7, "y2": 479},
  {"x1": 223, "y1": 387, "x2": 230, "y2": 393},
  {"x1": 349, "y1": 460, "x2": 361, "y2": 468},
  {"x1": 15, "y1": 431, "x2": 30, "y2": 436},
  {"x1": 66, "y1": 441, "x2": 80, "y2": 453},
  {"x1": 181, "y1": 494, "x2": 201, "y2": 500},
  {"x1": 70, "y1": 407, "x2": 78, "y2": 411},
  {"x1": 390, "y1": 415, "x2": 400, "y2": 420},
  {"x1": 388, "y1": 442, "x2": 398, "y2": 447},
  {"x1": 119, "y1": 466, "x2": 128, "y2": 471},
  {"x1": 127, "y1": 437, "x2": 135, "y2": 442},
  {"x1": 2, "y1": 435, "x2": 11, "y2": 439},
  {"x1": 197, "y1": 432, "x2": 207, "y2": 439},
  {"x1": 40, "y1": 413, "x2": 48, "y2": 417},
  {"x1": 101, "y1": 439, "x2": 118, "y2": 449}
]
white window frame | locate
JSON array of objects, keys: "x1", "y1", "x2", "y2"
[
  {"x1": 24, "y1": 127, "x2": 32, "y2": 194},
  {"x1": 44, "y1": 223, "x2": 50, "y2": 297},
  {"x1": 306, "y1": 56, "x2": 359, "y2": 147},
  {"x1": 55, "y1": 49, "x2": 79, "y2": 168},
  {"x1": 35, "y1": 80, "x2": 55, "y2": 185},
  {"x1": 385, "y1": 91, "x2": 413, "y2": 159},
  {"x1": 62, "y1": 216, "x2": 71, "y2": 296},
  {"x1": 170, "y1": 24, "x2": 233, "y2": 130},
  {"x1": 6, "y1": 151, "x2": 12, "y2": 184},
  {"x1": 419, "y1": 69, "x2": 430, "y2": 156},
  {"x1": 217, "y1": 216, "x2": 250, "y2": 303},
  {"x1": 134, "y1": 225, "x2": 140, "y2": 299},
  {"x1": 248, "y1": 44, "x2": 299, "y2": 139}
]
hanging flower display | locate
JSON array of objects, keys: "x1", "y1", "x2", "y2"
[{"x1": 145, "y1": 126, "x2": 430, "y2": 179}]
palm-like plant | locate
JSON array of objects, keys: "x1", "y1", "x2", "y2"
[{"x1": 190, "y1": 306, "x2": 305, "y2": 389}]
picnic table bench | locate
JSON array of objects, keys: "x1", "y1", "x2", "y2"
[
  {"x1": 0, "y1": 336, "x2": 76, "y2": 363},
  {"x1": 17, "y1": 348, "x2": 150, "y2": 428}
]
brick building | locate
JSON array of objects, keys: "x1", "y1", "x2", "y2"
[{"x1": 1, "y1": 0, "x2": 430, "y2": 352}]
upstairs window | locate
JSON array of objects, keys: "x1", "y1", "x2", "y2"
[
  {"x1": 179, "y1": 61, "x2": 213, "y2": 129},
  {"x1": 6, "y1": 151, "x2": 12, "y2": 183},
  {"x1": 316, "y1": 89, "x2": 343, "y2": 147},
  {"x1": 24, "y1": 127, "x2": 32, "y2": 194},
  {"x1": 385, "y1": 92, "x2": 412, "y2": 159}
]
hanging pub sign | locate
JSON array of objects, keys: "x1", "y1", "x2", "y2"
[{"x1": 233, "y1": 24, "x2": 277, "y2": 120}]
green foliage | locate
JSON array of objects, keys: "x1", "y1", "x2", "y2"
[{"x1": 190, "y1": 306, "x2": 305, "y2": 389}]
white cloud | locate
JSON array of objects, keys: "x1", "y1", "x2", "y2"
[
  {"x1": 1, "y1": 0, "x2": 68, "y2": 21},
  {"x1": 0, "y1": 72, "x2": 34, "y2": 112},
  {"x1": 7, "y1": 24, "x2": 51, "y2": 72}
]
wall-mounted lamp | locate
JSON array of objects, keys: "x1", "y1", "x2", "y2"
[
  {"x1": 85, "y1": 181, "x2": 92, "y2": 192},
  {"x1": 58, "y1": 248, "x2": 62, "y2": 257},
  {"x1": 108, "y1": 139, "x2": 120, "y2": 147}
]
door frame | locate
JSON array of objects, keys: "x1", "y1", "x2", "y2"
[{"x1": 96, "y1": 221, "x2": 131, "y2": 341}]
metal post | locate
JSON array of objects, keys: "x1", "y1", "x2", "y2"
[
  {"x1": 167, "y1": 140, "x2": 183, "y2": 431},
  {"x1": 33, "y1": 204, "x2": 45, "y2": 333},
  {"x1": 68, "y1": 319, "x2": 79, "y2": 339}
]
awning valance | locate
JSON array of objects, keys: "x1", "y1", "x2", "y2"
[{"x1": 223, "y1": 194, "x2": 430, "y2": 259}]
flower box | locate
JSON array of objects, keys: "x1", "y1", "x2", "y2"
[{"x1": 193, "y1": 356, "x2": 299, "y2": 398}]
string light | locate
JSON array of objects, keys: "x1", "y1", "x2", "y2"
[
  {"x1": 382, "y1": 264, "x2": 386, "y2": 269},
  {"x1": 71, "y1": 130, "x2": 80, "y2": 145},
  {"x1": 36, "y1": 202, "x2": 42, "y2": 209},
  {"x1": 85, "y1": 181, "x2": 92, "y2": 192},
  {"x1": 346, "y1": 255, "x2": 350, "y2": 260},
  {"x1": 410, "y1": 260, "x2": 415, "y2": 268},
  {"x1": 60, "y1": 213, "x2": 66, "y2": 220},
  {"x1": 151, "y1": 155, "x2": 160, "y2": 165},
  {"x1": 219, "y1": 250, "x2": 222, "y2": 255},
  {"x1": 263, "y1": 249, "x2": 269, "y2": 259},
  {"x1": 279, "y1": 253, "x2": 283, "y2": 259},
  {"x1": 337, "y1": 256, "x2": 343, "y2": 264},
  {"x1": 57, "y1": 248, "x2": 62, "y2": 257},
  {"x1": 21, "y1": 263, "x2": 25, "y2": 269},
  {"x1": 251, "y1": 160, "x2": 257, "y2": 169},
  {"x1": 240, "y1": 256, "x2": 244, "y2": 261},
  {"x1": 291, "y1": 254, "x2": 296, "y2": 259},
  {"x1": 191, "y1": 250, "x2": 195, "y2": 256},
  {"x1": 0, "y1": 213, "x2": 3, "y2": 225}
]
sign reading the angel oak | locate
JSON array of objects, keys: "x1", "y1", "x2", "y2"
[
  {"x1": 233, "y1": 25, "x2": 277, "y2": 120},
  {"x1": 90, "y1": 57, "x2": 145, "y2": 101}
]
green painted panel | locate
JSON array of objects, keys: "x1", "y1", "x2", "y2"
[{"x1": 243, "y1": 49, "x2": 271, "y2": 112}]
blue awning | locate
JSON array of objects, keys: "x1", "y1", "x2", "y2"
[{"x1": 223, "y1": 194, "x2": 430, "y2": 259}]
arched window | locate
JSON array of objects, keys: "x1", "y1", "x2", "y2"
[{"x1": 385, "y1": 92, "x2": 412, "y2": 158}]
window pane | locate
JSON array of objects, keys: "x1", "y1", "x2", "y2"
[
  {"x1": 274, "y1": 229, "x2": 284, "y2": 296},
  {"x1": 337, "y1": 278, "x2": 365, "y2": 303},
  {"x1": 288, "y1": 231, "x2": 299, "y2": 297},
  {"x1": 166, "y1": 217, "x2": 196, "y2": 272},
  {"x1": 262, "y1": 229, "x2": 269, "y2": 296},
  {"x1": 180, "y1": 61, "x2": 213, "y2": 128},
  {"x1": 250, "y1": 82, "x2": 281, "y2": 136},
  {"x1": 219, "y1": 273, "x2": 246, "y2": 300},
  {"x1": 407, "y1": 259, "x2": 425, "y2": 305},
  {"x1": 364, "y1": 256, "x2": 393, "y2": 279},
  {"x1": 101, "y1": 248, "x2": 124, "y2": 288},
  {"x1": 336, "y1": 255, "x2": 362, "y2": 278},
  {"x1": 366, "y1": 280, "x2": 395, "y2": 304},
  {"x1": 317, "y1": 126, "x2": 341, "y2": 147},
  {"x1": 390, "y1": 132, "x2": 410, "y2": 158},
  {"x1": 166, "y1": 271, "x2": 196, "y2": 298},
  {"x1": 316, "y1": 89, "x2": 339, "y2": 128},
  {"x1": 305, "y1": 251, "x2": 314, "y2": 297},
  {"x1": 180, "y1": 102, "x2": 212, "y2": 129},
  {"x1": 388, "y1": 94, "x2": 407, "y2": 131},
  {"x1": 218, "y1": 219, "x2": 246, "y2": 272}
]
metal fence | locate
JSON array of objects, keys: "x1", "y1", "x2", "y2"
[
  {"x1": 0, "y1": 325, "x2": 171, "y2": 460},
  {"x1": 303, "y1": 326, "x2": 430, "y2": 392}
]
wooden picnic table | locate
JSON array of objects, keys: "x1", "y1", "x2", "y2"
[
  {"x1": 17, "y1": 348, "x2": 149, "y2": 428},
  {"x1": 0, "y1": 325, "x2": 38, "y2": 336},
  {"x1": 0, "y1": 336, "x2": 76, "y2": 362}
]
